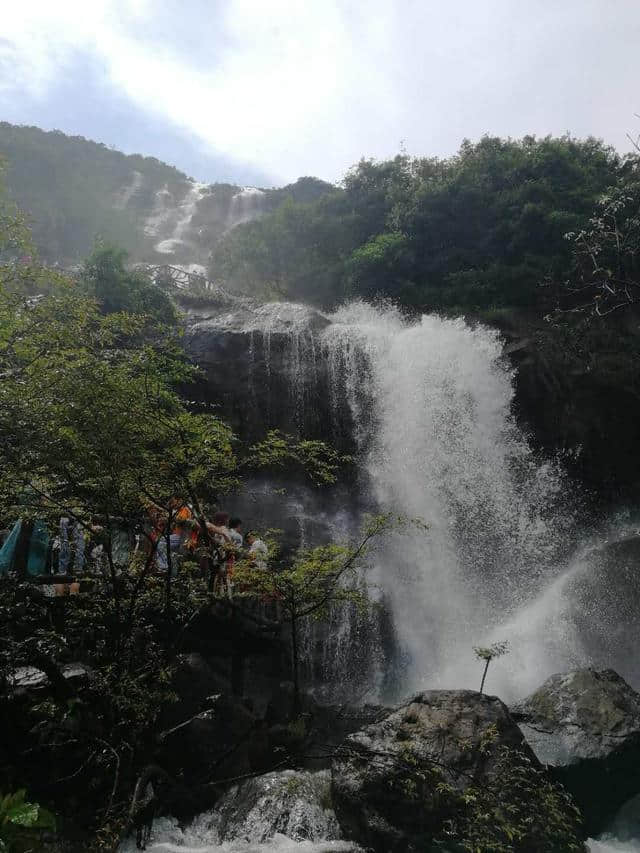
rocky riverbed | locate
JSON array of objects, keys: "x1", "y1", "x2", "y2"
[{"x1": 115, "y1": 666, "x2": 640, "y2": 852}]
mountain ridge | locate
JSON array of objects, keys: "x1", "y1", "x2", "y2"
[{"x1": 0, "y1": 122, "x2": 332, "y2": 267}]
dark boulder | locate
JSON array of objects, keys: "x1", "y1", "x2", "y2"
[
  {"x1": 157, "y1": 692, "x2": 255, "y2": 792},
  {"x1": 512, "y1": 668, "x2": 640, "y2": 836},
  {"x1": 159, "y1": 653, "x2": 230, "y2": 729},
  {"x1": 304, "y1": 702, "x2": 392, "y2": 768},
  {"x1": 331, "y1": 689, "x2": 584, "y2": 852}
]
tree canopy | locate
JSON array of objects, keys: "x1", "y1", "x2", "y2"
[{"x1": 214, "y1": 135, "x2": 624, "y2": 313}]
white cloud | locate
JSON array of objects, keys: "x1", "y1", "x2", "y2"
[{"x1": 2, "y1": 0, "x2": 640, "y2": 182}]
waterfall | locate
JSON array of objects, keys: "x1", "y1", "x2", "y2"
[
  {"x1": 135, "y1": 298, "x2": 640, "y2": 852},
  {"x1": 155, "y1": 181, "x2": 209, "y2": 255},
  {"x1": 319, "y1": 301, "x2": 582, "y2": 700},
  {"x1": 189, "y1": 296, "x2": 640, "y2": 702},
  {"x1": 227, "y1": 187, "x2": 266, "y2": 229}
]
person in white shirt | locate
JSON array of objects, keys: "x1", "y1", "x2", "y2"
[
  {"x1": 246, "y1": 531, "x2": 268, "y2": 571},
  {"x1": 228, "y1": 518, "x2": 243, "y2": 549}
]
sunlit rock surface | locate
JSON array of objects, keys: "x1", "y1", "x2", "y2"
[
  {"x1": 331, "y1": 690, "x2": 576, "y2": 852},
  {"x1": 513, "y1": 668, "x2": 640, "y2": 836}
]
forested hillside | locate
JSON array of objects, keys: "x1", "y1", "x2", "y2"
[
  {"x1": 0, "y1": 123, "x2": 333, "y2": 267},
  {"x1": 0, "y1": 122, "x2": 192, "y2": 261},
  {"x1": 3, "y1": 123, "x2": 640, "y2": 496}
]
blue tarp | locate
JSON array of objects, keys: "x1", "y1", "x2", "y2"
[
  {"x1": 27, "y1": 520, "x2": 49, "y2": 576},
  {"x1": 0, "y1": 520, "x2": 50, "y2": 576},
  {"x1": 0, "y1": 520, "x2": 22, "y2": 576}
]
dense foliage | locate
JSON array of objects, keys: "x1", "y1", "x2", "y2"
[
  {"x1": 214, "y1": 135, "x2": 624, "y2": 312},
  {"x1": 80, "y1": 243, "x2": 177, "y2": 321},
  {"x1": 0, "y1": 180, "x2": 347, "y2": 847}
]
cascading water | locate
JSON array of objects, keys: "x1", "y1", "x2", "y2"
[
  {"x1": 320, "y1": 302, "x2": 580, "y2": 701},
  {"x1": 155, "y1": 181, "x2": 210, "y2": 255},
  {"x1": 192, "y1": 297, "x2": 640, "y2": 701},
  {"x1": 119, "y1": 770, "x2": 358, "y2": 852},
  {"x1": 227, "y1": 187, "x2": 266, "y2": 229},
  {"x1": 140, "y1": 298, "x2": 640, "y2": 852}
]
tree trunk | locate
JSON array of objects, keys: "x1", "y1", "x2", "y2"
[
  {"x1": 291, "y1": 616, "x2": 301, "y2": 714},
  {"x1": 479, "y1": 658, "x2": 491, "y2": 694},
  {"x1": 165, "y1": 526, "x2": 173, "y2": 611}
]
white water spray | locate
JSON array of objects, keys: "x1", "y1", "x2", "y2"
[
  {"x1": 227, "y1": 187, "x2": 266, "y2": 229},
  {"x1": 155, "y1": 181, "x2": 209, "y2": 255},
  {"x1": 321, "y1": 302, "x2": 579, "y2": 700},
  {"x1": 202, "y1": 298, "x2": 634, "y2": 700}
]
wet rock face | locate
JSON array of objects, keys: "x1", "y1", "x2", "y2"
[
  {"x1": 512, "y1": 668, "x2": 640, "y2": 836},
  {"x1": 212, "y1": 769, "x2": 341, "y2": 844},
  {"x1": 157, "y1": 692, "x2": 255, "y2": 791},
  {"x1": 183, "y1": 302, "x2": 350, "y2": 447},
  {"x1": 331, "y1": 690, "x2": 578, "y2": 853}
]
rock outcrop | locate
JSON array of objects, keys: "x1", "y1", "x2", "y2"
[
  {"x1": 331, "y1": 689, "x2": 583, "y2": 852},
  {"x1": 512, "y1": 668, "x2": 640, "y2": 835},
  {"x1": 158, "y1": 653, "x2": 230, "y2": 729},
  {"x1": 157, "y1": 692, "x2": 256, "y2": 794},
  {"x1": 212, "y1": 769, "x2": 341, "y2": 844},
  {"x1": 184, "y1": 301, "x2": 334, "y2": 444}
]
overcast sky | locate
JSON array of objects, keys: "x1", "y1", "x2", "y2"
[{"x1": 1, "y1": 0, "x2": 638, "y2": 186}]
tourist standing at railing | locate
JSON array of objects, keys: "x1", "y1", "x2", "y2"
[
  {"x1": 228, "y1": 518, "x2": 243, "y2": 549},
  {"x1": 246, "y1": 531, "x2": 268, "y2": 571},
  {"x1": 208, "y1": 511, "x2": 233, "y2": 597}
]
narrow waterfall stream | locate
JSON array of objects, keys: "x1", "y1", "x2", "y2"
[{"x1": 155, "y1": 182, "x2": 210, "y2": 255}]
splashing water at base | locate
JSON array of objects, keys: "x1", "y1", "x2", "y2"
[
  {"x1": 589, "y1": 841, "x2": 640, "y2": 852},
  {"x1": 119, "y1": 821, "x2": 357, "y2": 853},
  {"x1": 119, "y1": 771, "x2": 360, "y2": 853}
]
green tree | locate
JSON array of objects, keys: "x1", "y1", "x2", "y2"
[
  {"x1": 214, "y1": 135, "x2": 622, "y2": 312},
  {"x1": 236, "y1": 514, "x2": 415, "y2": 709},
  {"x1": 473, "y1": 641, "x2": 510, "y2": 694},
  {"x1": 561, "y1": 175, "x2": 640, "y2": 315},
  {"x1": 81, "y1": 243, "x2": 177, "y2": 321},
  {"x1": 0, "y1": 180, "x2": 344, "y2": 841}
]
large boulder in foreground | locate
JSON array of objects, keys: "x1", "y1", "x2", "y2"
[
  {"x1": 512, "y1": 668, "x2": 640, "y2": 836},
  {"x1": 331, "y1": 690, "x2": 584, "y2": 853}
]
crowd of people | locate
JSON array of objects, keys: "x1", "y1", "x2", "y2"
[
  {"x1": 149, "y1": 506, "x2": 269, "y2": 598},
  {"x1": 0, "y1": 502, "x2": 270, "y2": 598}
]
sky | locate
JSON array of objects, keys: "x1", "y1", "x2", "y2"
[{"x1": 1, "y1": 0, "x2": 639, "y2": 186}]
